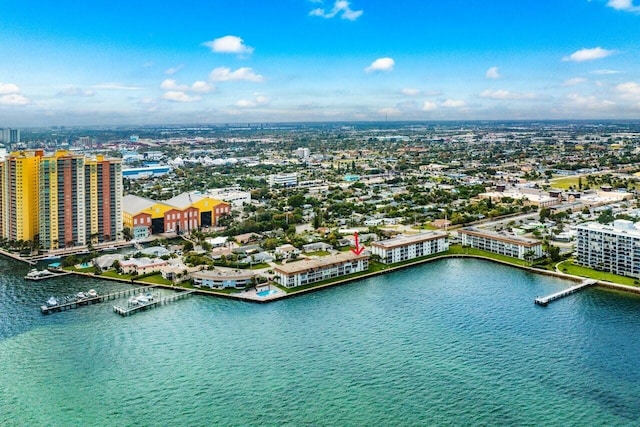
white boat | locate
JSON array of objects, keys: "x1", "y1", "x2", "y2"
[
  {"x1": 46, "y1": 296, "x2": 58, "y2": 307},
  {"x1": 128, "y1": 296, "x2": 139, "y2": 306},
  {"x1": 25, "y1": 269, "x2": 55, "y2": 280},
  {"x1": 145, "y1": 292, "x2": 154, "y2": 301},
  {"x1": 136, "y1": 294, "x2": 149, "y2": 304},
  {"x1": 87, "y1": 289, "x2": 98, "y2": 298},
  {"x1": 76, "y1": 292, "x2": 87, "y2": 300}
]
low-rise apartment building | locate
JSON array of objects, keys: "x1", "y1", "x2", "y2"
[
  {"x1": 273, "y1": 252, "x2": 369, "y2": 288},
  {"x1": 370, "y1": 232, "x2": 449, "y2": 264},
  {"x1": 459, "y1": 227, "x2": 543, "y2": 260},
  {"x1": 192, "y1": 270, "x2": 255, "y2": 289}
]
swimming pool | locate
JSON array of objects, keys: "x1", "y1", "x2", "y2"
[{"x1": 256, "y1": 289, "x2": 277, "y2": 297}]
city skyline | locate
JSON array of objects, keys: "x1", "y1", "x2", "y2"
[{"x1": 1, "y1": 0, "x2": 640, "y2": 126}]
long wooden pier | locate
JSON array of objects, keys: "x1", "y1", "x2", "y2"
[
  {"x1": 535, "y1": 279, "x2": 597, "y2": 306},
  {"x1": 113, "y1": 289, "x2": 196, "y2": 316},
  {"x1": 40, "y1": 286, "x2": 157, "y2": 314}
]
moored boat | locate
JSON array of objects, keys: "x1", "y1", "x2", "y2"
[
  {"x1": 46, "y1": 296, "x2": 59, "y2": 307},
  {"x1": 87, "y1": 289, "x2": 98, "y2": 298},
  {"x1": 25, "y1": 269, "x2": 56, "y2": 280}
]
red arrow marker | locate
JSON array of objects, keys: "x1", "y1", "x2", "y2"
[{"x1": 351, "y1": 231, "x2": 365, "y2": 255}]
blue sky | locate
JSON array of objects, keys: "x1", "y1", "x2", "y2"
[{"x1": 1, "y1": 0, "x2": 640, "y2": 126}]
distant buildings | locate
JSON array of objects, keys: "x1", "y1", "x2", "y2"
[
  {"x1": 295, "y1": 147, "x2": 310, "y2": 159},
  {"x1": 207, "y1": 187, "x2": 251, "y2": 208},
  {"x1": 122, "y1": 191, "x2": 230, "y2": 239},
  {"x1": 371, "y1": 232, "x2": 449, "y2": 264},
  {"x1": 269, "y1": 172, "x2": 297, "y2": 187},
  {"x1": 273, "y1": 252, "x2": 369, "y2": 288},
  {"x1": 576, "y1": 220, "x2": 640, "y2": 278},
  {"x1": 0, "y1": 128, "x2": 20, "y2": 144},
  {"x1": 0, "y1": 149, "x2": 123, "y2": 250},
  {"x1": 122, "y1": 165, "x2": 171, "y2": 179},
  {"x1": 459, "y1": 227, "x2": 543, "y2": 260}
]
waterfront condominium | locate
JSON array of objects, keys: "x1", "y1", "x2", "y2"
[
  {"x1": 576, "y1": 220, "x2": 640, "y2": 278},
  {"x1": 370, "y1": 231, "x2": 449, "y2": 264},
  {"x1": 273, "y1": 252, "x2": 369, "y2": 288},
  {"x1": 458, "y1": 227, "x2": 543, "y2": 260},
  {"x1": 0, "y1": 149, "x2": 123, "y2": 251}
]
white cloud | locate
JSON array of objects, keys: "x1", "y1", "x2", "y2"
[
  {"x1": 422, "y1": 101, "x2": 437, "y2": 111},
  {"x1": 607, "y1": 0, "x2": 640, "y2": 12},
  {"x1": 162, "y1": 91, "x2": 200, "y2": 103},
  {"x1": 563, "y1": 47, "x2": 615, "y2": 62},
  {"x1": 57, "y1": 86, "x2": 95, "y2": 97},
  {"x1": 160, "y1": 79, "x2": 188, "y2": 91},
  {"x1": 480, "y1": 89, "x2": 535, "y2": 100},
  {"x1": 203, "y1": 35, "x2": 254, "y2": 55},
  {"x1": 563, "y1": 77, "x2": 587, "y2": 87},
  {"x1": 0, "y1": 94, "x2": 29, "y2": 106},
  {"x1": 486, "y1": 66, "x2": 501, "y2": 79},
  {"x1": 235, "y1": 95, "x2": 270, "y2": 108},
  {"x1": 365, "y1": 57, "x2": 395, "y2": 73},
  {"x1": 191, "y1": 81, "x2": 213, "y2": 93},
  {"x1": 209, "y1": 67, "x2": 264, "y2": 83},
  {"x1": 0, "y1": 82, "x2": 29, "y2": 105},
  {"x1": 161, "y1": 79, "x2": 213, "y2": 93},
  {"x1": 93, "y1": 83, "x2": 143, "y2": 90},
  {"x1": 616, "y1": 82, "x2": 640, "y2": 100},
  {"x1": 591, "y1": 69, "x2": 622, "y2": 75},
  {"x1": 401, "y1": 88, "x2": 420, "y2": 96},
  {"x1": 165, "y1": 65, "x2": 184, "y2": 75},
  {"x1": 0, "y1": 82, "x2": 20, "y2": 95},
  {"x1": 442, "y1": 99, "x2": 466, "y2": 108},
  {"x1": 309, "y1": 1, "x2": 363, "y2": 20},
  {"x1": 565, "y1": 93, "x2": 615, "y2": 110}
]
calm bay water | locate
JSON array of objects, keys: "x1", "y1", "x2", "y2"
[{"x1": 1, "y1": 256, "x2": 639, "y2": 426}]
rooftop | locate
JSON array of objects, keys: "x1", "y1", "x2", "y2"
[
  {"x1": 371, "y1": 232, "x2": 448, "y2": 249},
  {"x1": 274, "y1": 252, "x2": 368, "y2": 275}
]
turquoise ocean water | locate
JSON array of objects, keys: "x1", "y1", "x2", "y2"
[{"x1": 1, "y1": 256, "x2": 639, "y2": 426}]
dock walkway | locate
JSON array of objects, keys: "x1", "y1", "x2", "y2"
[
  {"x1": 41, "y1": 286, "x2": 157, "y2": 314},
  {"x1": 535, "y1": 279, "x2": 597, "y2": 306},
  {"x1": 25, "y1": 271, "x2": 73, "y2": 281},
  {"x1": 113, "y1": 289, "x2": 196, "y2": 316}
]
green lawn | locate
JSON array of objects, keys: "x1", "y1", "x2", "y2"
[
  {"x1": 101, "y1": 270, "x2": 134, "y2": 280},
  {"x1": 447, "y1": 245, "x2": 531, "y2": 267},
  {"x1": 557, "y1": 260, "x2": 640, "y2": 287},
  {"x1": 420, "y1": 223, "x2": 440, "y2": 231},
  {"x1": 549, "y1": 176, "x2": 581, "y2": 190},
  {"x1": 551, "y1": 175, "x2": 640, "y2": 191},
  {"x1": 138, "y1": 274, "x2": 174, "y2": 286}
]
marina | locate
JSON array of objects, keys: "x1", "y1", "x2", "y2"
[
  {"x1": 113, "y1": 289, "x2": 196, "y2": 316},
  {"x1": 40, "y1": 285, "x2": 157, "y2": 314},
  {"x1": 534, "y1": 279, "x2": 597, "y2": 306}
]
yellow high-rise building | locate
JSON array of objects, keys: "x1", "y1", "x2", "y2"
[
  {"x1": 1, "y1": 150, "x2": 42, "y2": 243},
  {"x1": 0, "y1": 150, "x2": 123, "y2": 252}
]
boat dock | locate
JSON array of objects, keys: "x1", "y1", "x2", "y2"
[
  {"x1": 113, "y1": 289, "x2": 196, "y2": 316},
  {"x1": 535, "y1": 279, "x2": 597, "y2": 306},
  {"x1": 40, "y1": 286, "x2": 157, "y2": 314},
  {"x1": 25, "y1": 270, "x2": 73, "y2": 281}
]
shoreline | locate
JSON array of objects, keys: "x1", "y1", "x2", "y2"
[
  {"x1": 6, "y1": 249, "x2": 640, "y2": 302},
  {"x1": 62, "y1": 253, "x2": 640, "y2": 303}
]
